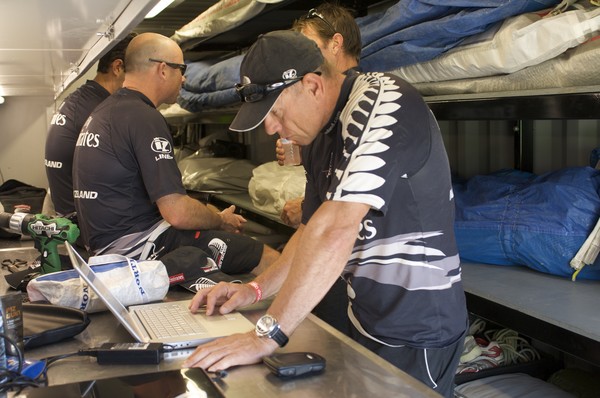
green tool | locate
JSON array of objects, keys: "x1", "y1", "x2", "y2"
[{"x1": 0, "y1": 212, "x2": 80, "y2": 274}]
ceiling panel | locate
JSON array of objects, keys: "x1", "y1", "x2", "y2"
[
  {"x1": 0, "y1": 0, "x2": 380, "y2": 97},
  {"x1": 134, "y1": 0, "x2": 217, "y2": 38},
  {"x1": 0, "y1": 0, "x2": 159, "y2": 98}
]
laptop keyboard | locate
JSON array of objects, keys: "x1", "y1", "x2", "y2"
[{"x1": 136, "y1": 304, "x2": 207, "y2": 338}]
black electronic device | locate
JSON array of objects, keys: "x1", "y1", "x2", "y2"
[
  {"x1": 263, "y1": 352, "x2": 326, "y2": 378},
  {"x1": 81, "y1": 342, "x2": 164, "y2": 365}
]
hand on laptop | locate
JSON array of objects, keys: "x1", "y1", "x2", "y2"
[{"x1": 189, "y1": 282, "x2": 256, "y2": 316}]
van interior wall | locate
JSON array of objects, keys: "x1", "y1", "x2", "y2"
[
  {"x1": 0, "y1": 95, "x2": 53, "y2": 188},
  {"x1": 0, "y1": 67, "x2": 97, "y2": 190},
  {"x1": 439, "y1": 119, "x2": 600, "y2": 178}
]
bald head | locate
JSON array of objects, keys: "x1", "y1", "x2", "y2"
[
  {"x1": 125, "y1": 32, "x2": 183, "y2": 74},
  {"x1": 121, "y1": 32, "x2": 186, "y2": 107}
]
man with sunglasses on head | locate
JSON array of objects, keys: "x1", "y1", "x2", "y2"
[
  {"x1": 185, "y1": 30, "x2": 468, "y2": 398},
  {"x1": 274, "y1": 3, "x2": 362, "y2": 336},
  {"x1": 276, "y1": 3, "x2": 361, "y2": 229},
  {"x1": 73, "y1": 33, "x2": 279, "y2": 279}
]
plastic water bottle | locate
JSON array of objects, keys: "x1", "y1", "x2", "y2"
[{"x1": 280, "y1": 138, "x2": 301, "y2": 166}]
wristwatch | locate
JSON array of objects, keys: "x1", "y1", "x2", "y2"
[{"x1": 255, "y1": 314, "x2": 289, "y2": 347}]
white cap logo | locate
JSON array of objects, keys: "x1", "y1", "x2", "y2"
[{"x1": 282, "y1": 69, "x2": 297, "y2": 80}]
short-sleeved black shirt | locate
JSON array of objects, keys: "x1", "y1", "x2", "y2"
[
  {"x1": 45, "y1": 80, "x2": 110, "y2": 215},
  {"x1": 303, "y1": 72, "x2": 468, "y2": 348},
  {"x1": 73, "y1": 88, "x2": 186, "y2": 252}
]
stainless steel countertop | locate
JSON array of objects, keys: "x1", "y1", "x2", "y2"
[{"x1": 1, "y1": 244, "x2": 440, "y2": 397}]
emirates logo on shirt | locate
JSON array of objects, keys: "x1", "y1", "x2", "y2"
[{"x1": 50, "y1": 112, "x2": 67, "y2": 126}]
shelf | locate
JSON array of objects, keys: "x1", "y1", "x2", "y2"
[
  {"x1": 181, "y1": 0, "x2": 380, "y2": 54},
  {"x1": 461, "y1": 262, "x2": 600, "y2": 365},
  {"x1": 208, "y1": 192, "x2": 296, "y2": 237},
  {"x1": 426, "y1": 87, "x2": 600, "y2": 120},
  {"x1": 165, "y1": 87, "x2": 600, "y2": 124}
]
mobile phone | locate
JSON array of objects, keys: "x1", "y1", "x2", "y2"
[{"x1": 263, "y1": 352, "x2": 326, "y2": 378}]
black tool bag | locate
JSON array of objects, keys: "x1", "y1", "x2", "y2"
[
  {"x1": 0, "y1": 179, "x2": 47, "y2": 239},
  {"x1": 23, "y1": 303, "x2": 90, "y2": 349}
]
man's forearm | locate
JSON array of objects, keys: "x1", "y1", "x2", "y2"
[
  {"x1": 261, "y1": 201, "x2": 368, "y2": 338},
  {"x1": 253, "y1": 225, "x2": 305, "y2": 298},
  {"x1": 157, "y1": 193, "x2": 222, "y2": 230}
]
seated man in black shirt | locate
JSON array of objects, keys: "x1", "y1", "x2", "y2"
[{"x1": 45, "y1": 33, "x2": 136, "y2": 218}]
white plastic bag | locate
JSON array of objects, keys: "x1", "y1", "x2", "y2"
[
  {"x1": 27, "y1": 254, "x2": 169, "y2": 313},
  {"x1": 248, "y1": 161, "x2": 306, "y2": 217}
]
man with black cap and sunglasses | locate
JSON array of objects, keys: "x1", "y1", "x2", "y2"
[
  {"x1": 73, "y1": 33, "x2": 279, "y2": 283},
  {"x1": 185, "y1": 30, "x2": 468, "y2": 398}
]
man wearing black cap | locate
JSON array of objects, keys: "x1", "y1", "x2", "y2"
[{"x1": 185, "y1": 30, "x2": 468, "y2": 398}]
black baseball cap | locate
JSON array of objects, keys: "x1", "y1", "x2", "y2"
[
  {"x1": 229, "y1": 30, "x2": 324, "y2": 132},
  {"x1": 160, "y1": 246, "x2": 240, "y2": 293}
]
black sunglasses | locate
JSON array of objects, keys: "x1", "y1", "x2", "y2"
[
  {"x1": 305, "y1": 8, "x2": 337, "y2": 34},
  {"x1": 235, "y1": 72, "x2": 321, "y2": 103},
  {"x1": 148, "y1": 58, "x2": 187, "y2": 75}
]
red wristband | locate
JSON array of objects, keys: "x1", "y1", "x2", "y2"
[{"x1": 248, "y1": 281, "x2": 262, "y2": 303}]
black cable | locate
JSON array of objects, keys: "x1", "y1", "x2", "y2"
[
  {"x1": 0, "y1": 332, "x2": 47, "y2": 393},
  {"x1": 0, "y1": 350, "x2": 97, "y2": 393},
  {"x1": 0, "y1": 332, "x2": 23, "y2": 373},
  {"x1": 1, "y1": 342, "x2": 175, "y2": 393},
  {"x1": 0, "y1": 368, "x2": 44, "y2": 393},
  {"x1": 44, "y1": 352, "x2": 82, "y2": 367}
]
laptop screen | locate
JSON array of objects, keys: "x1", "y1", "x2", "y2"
[{"x1": 65, "y1": 242, "x2": 147, "y2": 340}]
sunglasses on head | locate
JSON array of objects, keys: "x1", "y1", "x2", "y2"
[
  {"x1": 305, "y1": 8, "x2": 336, "y2": 34},
  {"x1": 235, "y1": 72, "x2": 322, "y2": 103},
  {"x1": 148, "y1": 58, "x2": 187, "y2": 75}
]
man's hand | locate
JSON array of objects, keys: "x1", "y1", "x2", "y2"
[
  {"x1": 218, "y1": 205, "x2": 246, "y2": 233},
  {"x1": 183, "y1": 331, "x2": 277, "y2": 371},
  {"x1": 189, "y1": 282, "x2": 257, "y2": 315},
  {"x1": 275, "y1": 138, "x2": 285, "y2": 166},
  {"x1": 280, "y1": 197, "x2": 303, "y2": 228}
]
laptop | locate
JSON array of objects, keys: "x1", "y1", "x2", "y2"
[{"x1": 65, "y1": 242, "x2": 255, "y2": 349}]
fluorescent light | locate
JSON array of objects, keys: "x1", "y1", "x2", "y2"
[
  {"x1": 0, "y1": 96, "x2": 4, "y2": 105},
  {"x1": 145, "y1": 0, "x2": 175, "y2": 18}
]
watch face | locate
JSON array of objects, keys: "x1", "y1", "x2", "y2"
[{"x1": 256, "y1": 314, "x2": 276, "y2": 337}]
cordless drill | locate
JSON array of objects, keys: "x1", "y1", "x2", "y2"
[{"x1": 0, "y1": 212, "x2": 80, "y2": 274}]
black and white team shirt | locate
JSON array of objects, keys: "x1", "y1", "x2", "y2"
[
  {"x1": 302, "y1": 72, "x2": 468, "y2": 348},
  {"x1": 72, "y1": 88, "x2": 186, "y2": 253},
  {"x1": 45, "y1": 80, "x2": 110, "y2": 215}
]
